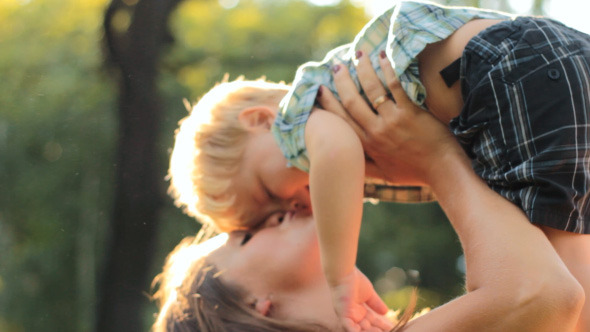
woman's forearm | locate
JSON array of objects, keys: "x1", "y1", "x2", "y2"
[{"x1": 413, "y1": 149, "x2": 584, "y2": 332}]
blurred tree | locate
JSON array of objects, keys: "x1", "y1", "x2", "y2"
[
  {"x1": 0, "y1": 1, "x2": 116, "y2": 331},
  {"x1": 98, "y1": 0, "x2": 184, "y2": 331}
]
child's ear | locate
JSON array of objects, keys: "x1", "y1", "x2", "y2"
[{"x1": 238, "y1": 106, "x2": 276, "y2": 131}]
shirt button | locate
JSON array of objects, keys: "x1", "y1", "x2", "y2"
[{"x1": 548, "y1": 68, "x2": 561, "y2": 80}]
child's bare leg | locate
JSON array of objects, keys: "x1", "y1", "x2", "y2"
[{"x1": 542, "y1": 227, "x2": 590, "y2": 332}]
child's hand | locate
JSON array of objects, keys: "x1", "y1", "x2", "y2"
[
  {"x1": 342, "y1": 303, "x2": 395, "y2": 332},
  {"x1": 331, "y1": 268, "x2": 391, "y2": 332}
]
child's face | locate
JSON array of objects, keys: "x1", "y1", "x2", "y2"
[{"x1": 232, "y1": 129, "x2": 311, "y2": 230}]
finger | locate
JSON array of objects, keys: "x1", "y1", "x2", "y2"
[
  {"x1": 332, "y1": 63, "x2": 379, "y2": 130},
  {"x1": 376, "y1": 314, "x2": 394, "y2": 331},
  {"x1": 363, "y1": 327, "x2": 382, "y2": 332},
  {"x1": 371, "y1": 317, "x2": 394, "y2": 331},
  {"x1": 366, "y1": 292, "x2": 388, "y2": 315},
  {"x1": 356, "y1": 271, "x2": 388, "y2": 315},
  {"x1": 317, "y1": 85, "x2": 367, "y2": 142},
  {"x1": 349, "y1": 303, "x2": 367, "y2": 323},
  {"x1": 377, "y1": 53, "x2": 411, "y2": 109},
  {"x1": 343, "y1": 318, "x2": 361, "y2": 332},
  {"x1": 359, "y1": 318, "x2": 371, "y2": 330},
  {"x1": 355, "y1": 50, "x2": 391, "y2": 112},
  {"x1": 357, "y1": 315, "x2": 386, "y2": 332},
  {"x1": 365, "y1": 307, "x2": 394, "y2": 331}
]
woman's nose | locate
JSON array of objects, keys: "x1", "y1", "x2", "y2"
[
  {"x1": 288, "y1": 191, "x2": 311, "y2": 212},
  {"x1": 289, "y1": 200, "x2": 306, "y2": 210}
]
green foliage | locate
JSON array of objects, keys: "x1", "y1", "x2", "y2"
[
  {"x1": 162, "y1": 0, "x2": 366, "y2": 98},
  {"x1": 0, "y1": 0, "x2": 115, "y2": 331},
  {"x1": 358, "y1": 202, "x2": 465, "y2": 310}
]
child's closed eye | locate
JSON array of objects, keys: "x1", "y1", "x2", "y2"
[{"x1": 240, "y1": 212, "x2": 286, "y2": 246}]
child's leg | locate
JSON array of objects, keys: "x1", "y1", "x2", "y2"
[{"x1": 542, "y1": 226, "x2": 590, "y2": 332}]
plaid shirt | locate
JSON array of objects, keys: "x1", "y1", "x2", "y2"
[{"x1": 270, "y1": 0, "x2": 510, "y2": 202}]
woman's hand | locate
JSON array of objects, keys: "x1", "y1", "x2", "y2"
[{"x1": 317, "y1": 51, "x2": 467, "y2": 187}]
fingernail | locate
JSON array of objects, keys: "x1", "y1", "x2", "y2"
[
  {"x1": 355, "y1": 50, "x2": 363, "y2": 59},
  {"x1": 317, "y1": 86, "x2": 323, "y2": 98},
  {"x1": 332, "y1": 65, "x2": 341, "y2": 73},
  {"x1": 379, "y1": 50, "x2": 386, "y2": 59}
]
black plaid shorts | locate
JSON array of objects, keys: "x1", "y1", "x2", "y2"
[{"x1": 450, "y1": 16, "x2": 590, "y2": 234}]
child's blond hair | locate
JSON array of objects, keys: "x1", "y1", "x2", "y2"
[{"x1": 168, "y1": 76, "x2": 289, "y2": 232}]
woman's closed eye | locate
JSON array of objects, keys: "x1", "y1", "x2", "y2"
[{"x1": 240, "y1": 232, "x2": 253, "y2": 246}]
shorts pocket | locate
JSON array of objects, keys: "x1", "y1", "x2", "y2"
[{"x1": 500, "y1": 36, "x2": 582, "y2": 84}]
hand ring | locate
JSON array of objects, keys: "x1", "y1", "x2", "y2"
[{"x1": 372, "y1": 94, "x2": 390, "y2": 110}]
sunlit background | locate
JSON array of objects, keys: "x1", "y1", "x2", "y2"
[
  {"x1": 312, "y1": 0, "x2": 590, "y2": 33},
  {"x1": 1, "y1": 0, "x2": 588, "y2": 331}
]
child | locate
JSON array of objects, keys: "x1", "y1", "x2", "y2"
[{"x1": 169, "y1": 1, "x2": 590, "y2": 329}]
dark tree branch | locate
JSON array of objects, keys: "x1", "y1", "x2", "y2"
[{"x1": 98, "y1": 0, "x2": 183, "y2": 331}]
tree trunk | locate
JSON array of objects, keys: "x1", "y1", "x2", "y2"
[{"x1": 98, "y1": 0, "x2": 182, "y2": 331}]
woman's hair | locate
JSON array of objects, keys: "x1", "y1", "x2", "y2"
[
  {"x1": 152, "y1": 233, "x2": 330, "y2": 332},
  {"x1": 168, "y1": 77, "x2": 290, "y2": 232},
  {"x1": 152, "y1": 232, "x2": 416, "y2": 332}
]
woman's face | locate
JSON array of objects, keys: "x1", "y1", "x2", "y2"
[{"x1": 208, "y1": 211, "x2": 339, "y2": 328}]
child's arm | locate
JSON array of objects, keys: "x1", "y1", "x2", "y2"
[
  {"x1": 305, "y1": 108, "x2": 364, "y2": 287},
  {"x1": 305, "y1": 108, "x2": 388, "y2": 328}
]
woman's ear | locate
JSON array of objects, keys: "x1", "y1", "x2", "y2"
[
  {"x1": 238, "y1": 106, "x2": 276, "y2": 132},
  {"x1": 253, "y1": 298, "x2": 272, "y2": 316}
]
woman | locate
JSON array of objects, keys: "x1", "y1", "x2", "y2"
[
  {"x1": 152, "y1": 57, "x2": 584, "y2": 331},
  {"x1": 153, "y1": 212, "x2": 396, "y2": 331}
]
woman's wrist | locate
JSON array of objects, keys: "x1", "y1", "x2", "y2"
[{"x1": 422, "y1": 141, "x2": 472, "y2": 192}]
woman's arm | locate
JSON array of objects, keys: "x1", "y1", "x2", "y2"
[
  {"x1": 403, "y1": 142, "x2": 583, "y2": 332},
  {"x1": 318, "y1": 54, "x2": 584, "y2": 332}
]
